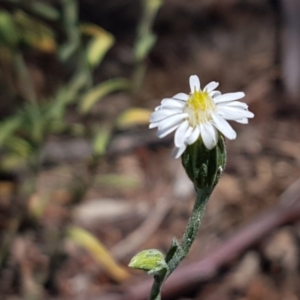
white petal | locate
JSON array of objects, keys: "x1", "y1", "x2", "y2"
[
  {"x1": 155, "y1": 106, "x2": 161, "y2": 111},
  {"x1": 200, "y1": 123, "x2": 218, "y2": 149},
  {"x1": 214, "y1": 92, "x2": 245, "y2": 104},
  {"x1": 149, "y1": 122, "x2": 159, "y2": 128},
  {"x1": 174, "y1": 120, "x2": 189, "y2": 147},
  {"x1": 211, "y1": 113, "x2": 237, "y2": 140},
  {"x1": 157, "y1": 123, "x2": 180, "y2": 138},
  {"x1": 150, "y1": 109, "x2": 180, "y2": 122},
  {"x1": 158, "y1": 113, "x2": 188, "y2": 130},
  {"x1": 217, "y1": 107, "x2": 254, "y2": 119},
  {"x1": 218, "y1": 101, "x2": 248, "y2": 109},
  {"x1": 216, "y1": 112, "x2": 243, "y2": 121},
  {"x1": 210, "y1": 91, "x2": 221, "y2": 98},
  {"x1": 172, "y1": 93, "x2": 189, "y2": 101},
  {"x1": 186, "y1": 126, "x2": 200, "y2": 145},
  {"x1": 184, "y1": 126, "x2": 193, "y2": 139},
  {"x1": 189, "y1": 75, "x2": 200, "y2": 92},
  {"x1": 204, "y1": 81, "x2": 219, "y2": 93},
  {"x1": 235, "y1": 118, "x2": 248, "y2": 124},
  {"x1": 161, "y1": 99, "x2": 186, "y2": 109},
  {"x1": 171, "y1": 145, "x2": 187, "y2": 158}
]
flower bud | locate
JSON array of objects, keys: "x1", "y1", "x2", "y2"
[
  {"x1": 128, "y1": 249, "x2": 168, "y2": 275},
  {"x1": 181, "y1": 135, "x2": 226, "y2": 190}
]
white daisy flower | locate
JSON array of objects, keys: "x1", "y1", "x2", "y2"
[{"x1": 149, "y1": 75, "x2": 254, "y2": 158}]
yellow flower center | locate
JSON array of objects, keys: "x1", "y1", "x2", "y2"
[{"x1": 185, "y1": 91, "x2": 216, "y2": 127}]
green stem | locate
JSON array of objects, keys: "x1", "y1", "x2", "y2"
[{"x1": 149, "y1": 187, "x2": 212, "y2": 300}]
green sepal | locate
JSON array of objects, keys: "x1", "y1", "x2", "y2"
[
  {"x1": 181, "y1": 135, "x2": 227, "y2": 190},
  {"x1": 128, "y1": 249, "x2": 168, "y2": 274},
  {"x1": 165, "y1": 238, "x2": 181, "y2": 263}
]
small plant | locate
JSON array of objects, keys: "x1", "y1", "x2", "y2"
[{"x1": 129, "y1": 75, "x2": 254, "y2": 300}]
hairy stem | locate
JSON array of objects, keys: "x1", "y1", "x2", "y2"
[{"x1": 149, "y1": 187, "x2": 212, "y2": 300}]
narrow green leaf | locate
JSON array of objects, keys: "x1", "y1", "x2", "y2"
[
  {"x1": 59, "y1": 0, "x2": 79, "y2": 61},
  {"x1": 62, "y1": 0, "x2": 78, "y2": 26},
  {"x1": 134, "y1": 33, "x2": 156, "y2": 62},
  {"x1": 14, "y1": 52, "x2": 36, "y2": 103},
  {"x1": 92, "y1": 127, "x2": 111, "y2": 156},
  {"x1": 80, "y1": 23, "x2": 114, "y2": 68},
  {"x1": 116, "y1": 108, "x2": 151, "y2": 129},
  {"x1": 15, "y1": 11, "x2": 56, "y2": 53},
  {"x1": 79, "y1": 78, "x2": 130, "y2": 114},
  {"x1": 0, "y1": 11, "x2": 19, "y2": 47},
  {"x1": 58, "y1": 29, "x2": 79, "y2": 61},
  {"x1": 0, "y1": 116, "x2": 22, "y2": 147},
  {"x1": 5, "y1": 136, "x2": 32, "y2": 158},
  {"x1": 68, "y1": 226, "x2": 130, "y2": 282},
  {"x1": 25, "y1": 2, "x2": 60, "y2": 20},
  {"x1": 86, "y1": 33, "x2": 114, "y2": 67}
]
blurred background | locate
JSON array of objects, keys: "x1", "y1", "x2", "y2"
[{"x1": 0, "y1": 0, "x2": 300, "y2": 299}]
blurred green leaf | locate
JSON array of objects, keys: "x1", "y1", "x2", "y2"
[
  {"x1": 62, "y1": 0, "x2": 78, "y2": 25},
  {"x1": 54, "y1": 68, "x2": 91, "y2": 108},
  {"x1": 79, "y1": 78, "x2": 131, "y2": 114},
  {"x1": 86, "y1": 33, "x2": 114, "y2": 68},
  {"x1": 132, "y1": 0, "x2": 162, "y2": 90},
  {"x1": 0, "y1": 10, "x2": 19, "y2": 47},
  {"x1": 58, "y1": 29, "x2": 79, "y2": 61},
  {"x1": 147, "y1": 0, "x2": 163, "y2": 11},
  {"x1": 66, "y1": 68, "x2": 91, "y2": 99},
  {"x1": 14, "y1": 11, "x2": 56, "y2": 53},
  {"x1": 44, "y1": 98, "x2": 66, "y2": 124},
  {"x1": 19, "y1": 103, "x2": 44, "y2": 142},
  {"x1": 92, "y1": 126, "x2": 111, "y2": 156},
  {"x1": 46, "y1": 119, "x2": 67, "y2": 135},
  {"x1": 14, "y1": 52, "x2": 37, "y2": 103},
  {"x1": 95, "y1": 174, "x2": 141, "y2": 190},
  {"x1": 134, "y1": 33, "x2": 156, "y2": 62},
  {"x1": 80, "y1": 23, "x2": 114, "y2": 68},
  {"x1": 25, "y1": 2, "x2": 60, "y2": 21},
  {"x1": 69, "y1": 123, "x2": 85, "y2": 136},
  {"x1": 0, "y1": 153, "x2": 27, "y2": 170},
  {"x1": 59, "y1": 0, "x2": 79, "y2": 61},
  {"x1": 116, "y1": 108, "x2": 151, "y2": 129},
  {"x1": 5, "y1": 136, "x2": 33, "y2": 158},
  {"x1": 68, "y1": 226, "x2": 130, "y2": 282},
  {"x1": 0, "y1": 116, "x2": 22, "y2": 147}
]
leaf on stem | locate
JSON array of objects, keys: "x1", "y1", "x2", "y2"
[{"x1": 129, "y1": 249, "x2": 168, "y2": 274}]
